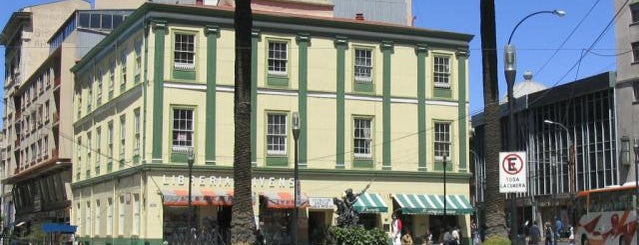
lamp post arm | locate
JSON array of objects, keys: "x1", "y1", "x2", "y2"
[{"x1": 508, "y1": 11, "x2": 560, "y2": 44}]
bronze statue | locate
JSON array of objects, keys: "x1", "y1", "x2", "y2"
[{"x1": 334, "y1": 183, "x2": 371, "y2": 227}]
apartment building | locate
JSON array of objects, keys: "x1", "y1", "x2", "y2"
[
  {"x1": 70, "y1": 2, "x2": 473, "y2": 244},
  {"x1": 0, "y1": 1, "x2": 133, "y2": 241},
  {"x1": 0, "y1": 0, "x2": 90, "y2": 234},
  {"x1": 614, "y1": 0, "x2": 639, "y2": 183}
]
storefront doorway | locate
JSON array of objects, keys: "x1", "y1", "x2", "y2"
[{"x1": 308, "y1": 211, "x2": 331, "y2": 244}]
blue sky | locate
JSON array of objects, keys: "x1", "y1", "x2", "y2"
[
  {"x1": 414, "y1": 0, "x2": 616, "y2": 115},
  {"x1": 0, "y1": 0, "x2": 616, "y2": 125}
]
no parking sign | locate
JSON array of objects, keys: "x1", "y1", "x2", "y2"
[{"x1": 499, "y1": 152, "x2": 527, "y2": 193}]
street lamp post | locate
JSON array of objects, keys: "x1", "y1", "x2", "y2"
[
  {"x1": 505, "y1": 10, "x2": 565, "y2": 240},
  {"x1": 544, "y1": 119, "x2": 577, "y2": 235},
  {"x1": 443, "y1": 154, "x2": 448, "y2": 228},
  {"x1": 292, "y1": 112, "x2": 301, "y2": 245},
  {"x1": 543, "y1": 120, "x2": 575, "y2": 194},
  {"x1": 187, "y1": 148, "x2": 195, "y2": 240}
]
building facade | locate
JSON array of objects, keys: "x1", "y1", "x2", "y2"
[
  {"x1": 0, "y1": 3, "x2": 133, "y2": 242},
  {"x1": 472, "y1": 72, "x2": 618, "y2": 232},
  {"x1": 0, "y1": 0, "x2": 91, "y2": 235},
  {"x1": 614, "y1": 0, "x2": 639, "y2": 183},
  {"x1": 71, "y1": 2, "x2": 473, "y2": 244}
]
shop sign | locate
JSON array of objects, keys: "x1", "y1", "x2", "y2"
[
  {"x1": 162, "y1": 174, "x2": 295, "y2": 189},
  {"x1": 308, "y1": 198, "x2": 335, "y2": 209}
]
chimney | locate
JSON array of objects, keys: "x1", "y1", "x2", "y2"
[{"x1": 355, "y1": 13, "x2": 365, "y2": 21}]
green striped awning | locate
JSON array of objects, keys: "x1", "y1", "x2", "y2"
[
  {"x1": 392, "y1": 194, "x2": 473, "y2": 215},
  {"x1": 353, "y1": 193, "x2": 388, "y2": 213}
]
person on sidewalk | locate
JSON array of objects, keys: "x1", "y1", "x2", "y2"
[
  {"x1": 544, "y1": 222, "x2": 553, "y2": 245},
  {"x1": 568, "y1": 225, "x2": 575, "y2": 245},
  {"x1": 392, "y1": 213, "x2": 403, "y2": 245},
  {"x1": 402, "y1": 229, "x2": 414, "y2": 245},
  {"x1": 529, "y1": 221, "x2": 541, "y2": 245}
]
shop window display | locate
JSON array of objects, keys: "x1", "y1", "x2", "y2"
[
  {"x1": 162, "y1": 206, "x2": 231, "y2": 244},
  {"x1": 259, "y1": 196, "x2": 294, "y2": 245}
]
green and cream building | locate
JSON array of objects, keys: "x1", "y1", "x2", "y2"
[{"x1": 71, "y1": 2, "x2": 474, "y2": 244}]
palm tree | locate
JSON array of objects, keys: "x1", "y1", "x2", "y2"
[
  {"x1": 231, "y1": 0, "x2": 256, "y2": 244},
  {"x1": 480, "y1": 0, "x2": 508, "y2": 239}
]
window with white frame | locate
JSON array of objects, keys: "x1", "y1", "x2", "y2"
[
  {"x1": 267, "y1": 41, "x2": 288, "y2": 75},
  {"x1": 108, "y1": 122, "x2": 113, "y2": 162},
  {"x1": 77, "y1": 91, "x2": 82, "y2": 119},
  {"x1": 173, "y1": 34, "x2": 195, "y2": 70},
  {"x1": 37, "y1": 105, "x2": 43, "y2": 126},
  {"x1": 354, "y1": 48, "x2": 373, "y2": 82},
  {"x1": 37, "y1": 140, "x2": 42, "y2": 160},
  {"x1": 31, "y1": 144, "x2": 36, "y2": 162},
  {"x1": 44, "y1": 100, "x2": 49, "y2": 122},
  {"x1": 266, "y1": 113, "x2": 287, "y2": 155},
  {"x1": 433, "y1": 56, "x2": 451, "y2": 88},
  {"x1": 172, "y1": 108, "x2": 194, "y2": 152},
  {"x1": 87, "y1": 132, "x2": 92, "y2": 168},
  {"x1": 120, "y1": 51, "x2": 127, "y2": 85},
  {"x1": 109, "y1": 61, "x2": 115, "y2": 97},
  {"x1": 46, "y1": 68, "x2": 52, "y2": 87},
  {"x1": 135, "y1": 40, "x2": 142, "y2": 77},
  {"x1": 353, "y1": 118, "x2": 372, "y2": 158},
  {"x1": 120, "y1": 116, "x2": 126, "y2": 160},
  {"x1": 95, "y1": 200, "x2": 101, "y2": 236},
  {"x1": 87, "y1": 78, "x2": 93, "y2": 112},
  {"x1": 77, "y1": 137, "x2": 82, "y2": 165},
  {"x1": 118, "y1": 195, "x2": 125, "y2": 235},
  {"x1": 133, "y1": 193, "x2": 140, "y2": 235},
  {"x1": 134, "y1": 109, "x2": 140, "y2": 156},
  {"x1": 38, "y1": 76, "x2": 43, "y2": 93},
  {"x1": 107, "y1": 198, "x2": 113, "y2": 235},
  {"x1": 76, "y1": 203, "x2": 82, "y2": 235},
  {"x1": 633, "y1": 42, "x2": 639, "y2": 63},
  {"x1": 96, "y1": 70, "x2": 103, "y2": 104},
  {"x1": 95, "y1": 127, "x2": 101, "y2": 167},
  {"x1": 86, "y1": 201, "x2": 92, "y2": 236},
  {"x1": 43, "y1": 136, "x2": 48, "y2": 158},
  {"x1": 434, "y1": 122, "x2": 451, "y2": 159}
]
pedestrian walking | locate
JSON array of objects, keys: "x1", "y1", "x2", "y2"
[{"x1": 528, "y1": 221, "x2": 541, "y2": 245}]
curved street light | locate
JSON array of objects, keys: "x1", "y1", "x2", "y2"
[{"x1": 504, "y1": 10, "x2": 565, "y2": 241}]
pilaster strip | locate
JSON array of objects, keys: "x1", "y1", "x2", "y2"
[
  {"x1": 456, "y1": 49, "x2": 469, "y2": 171},
  {"x1": 151, "y1": 19, "x2": 167, "y2": 163},
  {"x1": 416, "y1": 44, "x2": 428, "y2": 171},
  {"x1": 381, "y1": 41, "x2": 394, "y2": 170},
  {"x1": 205, "y1": 25, "x2": 219, "y2": 164},
  {"x1": 334, "y1": 36, "x2": 348, "y2": 169},
  {"x1": 296, "y1": 33, "x2": 310, "y2": 168},
  {"x1": 251, "y1": 29, "x2": 261, "y2": 166}
]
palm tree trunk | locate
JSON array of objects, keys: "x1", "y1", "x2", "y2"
[
  {"x1": 231, "y1": 0, "x2": 256, "y2": 244},
  {"x1": 480, "y1": 0, "x2": 509, "y2": 239}
]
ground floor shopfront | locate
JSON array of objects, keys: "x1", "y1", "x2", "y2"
[
  {"x1": 72, "y1": 165, "x2": 472, "y2": 245},
  {"x1": 4, "y1": 168, "x2": 73, "y2": 243}
]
